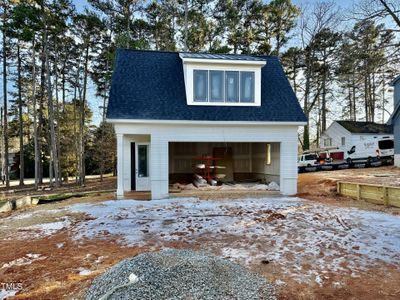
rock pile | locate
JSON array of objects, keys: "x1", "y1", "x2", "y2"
[{"x1": 86, "y1": 249, "x2": 276, "y2": 300}]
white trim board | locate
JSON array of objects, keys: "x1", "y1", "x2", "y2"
[
  {"x1": 107, "y1": 119, "x2": 307, "y2": 126},
  {"x1": 180, "y1": 57, "x2": 266, "y2": 66}
]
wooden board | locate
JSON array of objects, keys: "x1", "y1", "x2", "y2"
[
  {"x1": 213, "y1": 147, "x2": 234, "y2": 182},
  {"x1": 337, "y1": 181, "x2": 400, "y2": 208}
]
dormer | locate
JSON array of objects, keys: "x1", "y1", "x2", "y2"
[{"x1": 179, "y1": 53, "x2": 266, "y2": 107}]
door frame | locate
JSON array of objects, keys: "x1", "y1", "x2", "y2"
[
  {"x1": 130, "y1": 142, "x2": 136, "y2": 190},
  {"x1": 135, "y1": 142, "x2": 151, "y2": 191}
]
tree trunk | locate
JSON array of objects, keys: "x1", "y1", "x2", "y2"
[
  {"x1": 32, "y1": 36, "x2": 39, "y2": 190},
  {"x1": 302, "y1": 50, "x2": 312, "y2": 151},
  {"x1": 2, "y1": 8, "x2": 9, "y2": 188},
  {"x1": 38, "y1": 40, "x2": 46, "y2": 185},
  {"x1": 44, "y1": 26, "x2": 60, "y2": 187},
  {"x1": 54, "y1": 41, "x2": 62, "y2": 183},
  {"x1": 79, "y1": 45, "x2": 90, "y2": 186},
  {"x1": 184, "y1": 0, "x2": 188, "y2": 51},
  {"x1": 17, "y1": 42, "x2": 24, "y2": 186}
]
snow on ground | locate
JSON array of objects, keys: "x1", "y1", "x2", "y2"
[
  {"x1": 66, "y1": 197, "x2": 400, "y2": 285},
  {"x1": 3, "y1": 196, "x2": 400, "y2": 286},
  {"x1": 1, "y1": 253, "x2": 46, "y2": 269},
  {"x1": 21, "y1": 217, "x2": 71, "y2": 238},
  {"x1": 78, "y1": 267, "x2": 93, "y2": 276},
  {"x1": 0, "y1": 289, "x2": 18, "y2": 299}
]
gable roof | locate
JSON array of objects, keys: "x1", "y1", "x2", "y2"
[
  {"x1": 107, "y1": 49, "x2": 307, "y2": 123},
  {"x1": 388, "y1": 102, "x2": 400, "y2": 125},
  {"x1": 336, "y1": 120, "x2": 393, "y2": 134},
  {"x1": 390, "y1": 74, "x2": 400, "y2": 86}
]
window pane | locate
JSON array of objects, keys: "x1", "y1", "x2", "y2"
[
  {"x1": 225, "y1": 71, "x2": 239, "y2": 102},
  {"x1": 193, "y1": 70, "x2": 208, "y2": 102},
  {"x1": 138, "y1": 145, "x2": 148, "y2": 177},
  {"x1": 378, "y1": 140, "x2": 394, "y2": 149},
  {"x1": 209, "y1": 71, "x2": 224, "y2": 102},
  {"x1": 240, "y1": 71, "x2": 255, "y2": 103}
]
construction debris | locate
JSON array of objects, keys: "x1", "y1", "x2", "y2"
[{"x1": 173, "y1": 181, "x2": 280, "y2": 191}]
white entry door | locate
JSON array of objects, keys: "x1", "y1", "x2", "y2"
[{"x1": 135, "y1": 143, "x2": 151, "y2": 191}]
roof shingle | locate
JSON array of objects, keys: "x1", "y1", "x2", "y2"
[
  {"x1": 336, "y1": 121, "x2": 393, "y2": 134},
  {"x1": 107, "y1": 49, "x2": 307, "y2": 123}
]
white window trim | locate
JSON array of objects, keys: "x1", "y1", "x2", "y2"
[{"x1": 182, "y1": 63, "x2": 263, "y2": 107}]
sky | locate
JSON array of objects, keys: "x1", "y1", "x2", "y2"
[
  {"x1": 69, "y1": 0, "x2": 369, "y2": 125},
  {"x1": 0, "y1": 0, "x2": 393, "y2": 126}
]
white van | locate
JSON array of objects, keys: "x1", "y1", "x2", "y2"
[
  {"x1": 346, "y1": 137, "x2": 394, "y2": 163},
  {"x1": 377, "y1": 139, "x2": 394, "y2": 158}
]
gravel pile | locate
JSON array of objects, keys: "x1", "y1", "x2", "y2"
[{"x1": 86, "y1": 249, "x2": 276, "y2": 300}]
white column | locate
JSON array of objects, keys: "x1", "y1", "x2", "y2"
[
  {"x1": 150, "y1": 135, "x2": 169, "y2": 199},
  {"x1": 280, "y1": 140, "x2": 298, "y2": 195},
  {"x1": 116, "y1": 133, "x2": 124, "y2": 197},
  {"x1": 395, "y1": 154, "x2": 400, "y2": 168}
]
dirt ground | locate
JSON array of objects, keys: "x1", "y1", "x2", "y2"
[
  {"x1": 0, "y1": 167, "x2": 400, "y2": 300},
  {"x1": 0, "y1": 176, "x2": 116, "y2": 202},
  {"x1": 298, "y1": 166, "x2": 400, "y2": 215}
]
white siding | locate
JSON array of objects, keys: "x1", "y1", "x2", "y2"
[
  {"x1": 114, "y1": 122, "x2": 300, "y2": 199},
  {"x1": 320, "y1": 121, "x2": 352, "y2": 151},
  {"x1": 322, "y1": 121, "x2": 394, "y2": 153},
  {"x1": 395, "y1": 154, "x2": 400, "y2": 167}
]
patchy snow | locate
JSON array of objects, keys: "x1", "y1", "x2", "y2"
[
  {"x1": 5, "y1": 196, "x2": 400, "y2": 286},
  {"x1": 78, "y1": 267, "x2": 93, "y2": 276},
  {"x1": 0, "y1": 289, "x2": 18, "y2": 299},
  {"x1": 1, "y1": 253, "x2": 46, "y2": 269},
  {"x1": 21, "y1": 217, "x2": 71, "y2": 238},
  {"x1": 56, "y1": 243, "x2": 64, "y2": 249},
  {"x1": 67, "y1": 197, "x2": 400, "y2": 285},
  {"x1": 7, "y1": 209, "x2": 65, "y2": 221}
]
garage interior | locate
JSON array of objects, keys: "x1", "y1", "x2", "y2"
[{"x1": 168, "y1": 142, "x2": 280, "y2": 190}]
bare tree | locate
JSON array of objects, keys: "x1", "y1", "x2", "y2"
[{"x1": 298, "y1": 0, "x2": 341, "y2": 149}]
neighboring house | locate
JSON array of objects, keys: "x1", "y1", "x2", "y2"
[
  {"x1": 320, "y1": 120, "x2": 393, "y2": 153},
  {"x1": 389, "y1": 75, "x2": 400, "y2": 167},
  {"x1": 107, "y1": 49, "x2": 306, "y2": 199}
]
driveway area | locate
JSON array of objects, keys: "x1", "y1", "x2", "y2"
[{"x1": 1, "y1": 195, "x2": 400, "y2": 299}]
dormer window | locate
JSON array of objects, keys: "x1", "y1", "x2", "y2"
[
  {"x1": 193, "y1": 69, "x2": 255, "y2": 103},
  {"x1": 180, "y1": 53, "x2": 266, "y2": 106}
]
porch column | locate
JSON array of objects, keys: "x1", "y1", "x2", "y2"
[
  {"x1": 280, "y1": 140, "x2": 298, "y2": 195},
  {"x1": 116, "y1": 133, "x2": 124, "y2": 197},
  {"x1": 150, "y1": 135, "x2": 169, "y2": 199}
]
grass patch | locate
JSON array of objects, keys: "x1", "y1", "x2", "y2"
[{"x1": 36, "y1": 190, "x2": 114, "y2": 204}]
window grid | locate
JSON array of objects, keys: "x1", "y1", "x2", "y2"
[{"x1": 194, "y1": 69, "x2": 255, "y2": 103}]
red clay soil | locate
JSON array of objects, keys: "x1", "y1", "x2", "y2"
[
  {"x1": 297, "y1": 166, "x2": 400, "y2": 215},
  {"x1": 1, "y1": 229, "x2": 399, "y2": 300},
  {"x1": 1, "y1": 168, "x2": 400, "y2": 299}
]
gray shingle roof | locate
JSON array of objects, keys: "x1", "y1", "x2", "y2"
[
  {"x1": 107, "y1": 49, "x2": 307, "y2": 123},
  {"x1": 336, "y1": 121, "x2": 393, "y2": 134},
  {"x1": 390, "y1": 74, "x2": 400, "y2": 86}
]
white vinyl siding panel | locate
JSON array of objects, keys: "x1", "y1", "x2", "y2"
[{"x1": 115, "y1": 122, "x2": 299, "y2": 198}]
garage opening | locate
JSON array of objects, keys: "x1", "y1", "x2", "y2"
[{"x1": 169, "y1": 142, "x2": 280, "y2": 192}]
